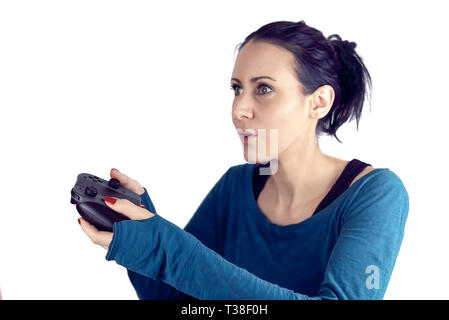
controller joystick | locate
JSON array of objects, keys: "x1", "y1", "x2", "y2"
[
  {"x1": 85, "y1": 186, "x2": 98, "y2": 197},
  {"x1": 108, "y1": 178, "x2": 120, "y2": 189},
  {"x1": 70, "y1": 173, "x2": 141, "y2": 231}
]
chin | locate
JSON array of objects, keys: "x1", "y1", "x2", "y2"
[
  {"x1": 242, "y1": 139, "x2": 281, "y2": 165},
  {"x1": 243, "y1": 151, "x2": 275, "y2": 165}
]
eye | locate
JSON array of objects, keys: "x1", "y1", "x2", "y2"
[
  {"x1": 229, "y1": 83, "x2": 273, "y2": 96},
  {"x1": 257, "y1": 83, "x2": 272, "y2": 95},
  {"x1": 230, "y1": 84, "x2": 242, "y2": 96}
]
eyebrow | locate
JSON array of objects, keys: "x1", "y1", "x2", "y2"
[{"x1": 231, "y1": 76, "x2": 276, "y2": 83}]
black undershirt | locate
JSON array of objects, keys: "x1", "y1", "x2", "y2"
[{"x1": 252, "y1": 159, "x2": 372, "y2": 216}]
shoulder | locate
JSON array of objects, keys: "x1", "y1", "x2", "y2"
[
  {"x1": 357, "y1": 167, "x2": 407, "y2": 191},
  {"x1": 344, "y1": 167, "x2": 409, "y2": 222},
  {"x1": 209, "y1": 163, "x2": 252, "y2": 193},
  {"x1": 352, "y1": 167, "x2": 409, "y2": 206},
  {"x1": 222, "y1": 162, "x2": 254, "y2": 179},
  {"x1": 349, "y1": 166, "x2": 376, "y2": 187}
]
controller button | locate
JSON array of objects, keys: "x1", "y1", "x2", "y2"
[
  {"x1": 108, "y1": 178, "x2": 120, "y2": 189},
  {"x1": 85, "y1": 186, "x2": 98, "y2": 197},
  {"x1": 71, "y1": 190, "x2": 80, "y2": 202}
]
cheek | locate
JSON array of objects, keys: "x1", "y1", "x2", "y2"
[
  {"x1": 242, "y1": 121, "x2": 301, "y2": 163},
  {"x1": 265, "y1": 109, "x2": 303, "y2": 149}
]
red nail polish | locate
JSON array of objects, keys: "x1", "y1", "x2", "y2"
[
  {"x1": 78, "y1": 218, "x2": 81, "y2": 225},
  {"x1": 140, "y1": 205, "x2": 146, "y2": 208},
  {"x1": 103, "y1": 196, "x2": 117, "y2": 204}
]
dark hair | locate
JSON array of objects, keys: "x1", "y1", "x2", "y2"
[{"x1": 234, "y1": 20, "x2": 372, "y2": 143}]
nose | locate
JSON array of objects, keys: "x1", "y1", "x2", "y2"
[{"x1": 232, "y1": 100, "x2": 254, "y2": 122}]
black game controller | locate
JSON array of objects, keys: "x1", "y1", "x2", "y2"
[{"x1": 70, "y1": 173, "x2": 141, "y2": 231}]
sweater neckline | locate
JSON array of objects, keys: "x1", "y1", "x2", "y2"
[{"x1": 245, "y1": 162, "x2": 386, "y2": 236}]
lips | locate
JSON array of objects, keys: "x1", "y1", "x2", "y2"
[
  {"x1": 237, "y1": 128, "x2": 257, "y2": 145},
  {"x1": 237, "y1": 128, "x2": 257, "y2": 136}
]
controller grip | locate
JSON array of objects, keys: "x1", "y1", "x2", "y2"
[{"x1": 76, "y1": 201, "x2": 130, "y2": 232}]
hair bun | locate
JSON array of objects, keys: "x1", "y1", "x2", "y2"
[{"x1": 328, "y1": 34, "x2": 357, "y2": 50}]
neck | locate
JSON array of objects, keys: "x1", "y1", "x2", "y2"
[{"x1": 264, "y1": 136, "x2": 345, "y2": 211}]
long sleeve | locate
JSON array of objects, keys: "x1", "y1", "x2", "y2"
[
  {"x1": 126, "y1": 187, "x2": 195, "y2": 300},
  {"x1": 125, "y1": 168, "x2": 230, "y2": 300},
  {"x1": 110, "y1": 169, "x2": 408, "y2": 300},
  {"x1": 108, "y1": 214, "x2": 319, "y2": 299},
  {"x1": 317, "y1": 177, "x2": 409, "y2": 299}
]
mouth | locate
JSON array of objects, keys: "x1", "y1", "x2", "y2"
[
  {"x1": 242, "y1": 135, "x2": 251, "y2": 144},
  {"x1": 237, "y1": 128, "x2": 257, "y2": 137},
  {"x1": 237, "y1": 128, "x2": 257, "y2": 144}
]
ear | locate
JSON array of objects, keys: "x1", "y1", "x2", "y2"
[{"x1": 309, "y1": 84, "x2": 335, "y2": 119}]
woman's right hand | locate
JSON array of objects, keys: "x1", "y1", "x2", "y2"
[{"x1": 110, "y1": 168, "x2": 145, "y2": 196}]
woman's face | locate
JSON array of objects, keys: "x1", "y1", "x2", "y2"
[{"x1": 231, "y1": 40, "x2": 316, "y2": 164}]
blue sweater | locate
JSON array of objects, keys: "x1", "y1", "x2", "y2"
[{"x1": 105, "y1": 163, "x2": 409, "y2": 300}]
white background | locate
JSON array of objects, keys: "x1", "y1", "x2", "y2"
[{"x1": 1, "y1": 0, "x2": 448, "y2": 299}]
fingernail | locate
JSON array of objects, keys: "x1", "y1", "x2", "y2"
[
  {"x1": 78, "y1": 218, "x2": 81, "y2": 225},
  {"x1": 140, "y1": 205, "x2": 146, "y2": 208},
  {"x1": 103, "y1": 196, "x2": 117, "y2": 204}
]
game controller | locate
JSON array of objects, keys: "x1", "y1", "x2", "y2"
[{"x1": 70, "y1": 173, "x2": 141, "y2": 231}]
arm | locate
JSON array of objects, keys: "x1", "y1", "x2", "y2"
[
  {"x1": 126, "y1": 187, "x2": 196, "y2": 300},
  {"x1": 318, "y1": 179, "x2": 409, "y2": 299},
  {"x1": 126, "y1": 167, "x2": 228, "y2": 300},
  {"x1": 112, "y1": 172, "x2": 408, "y2": 299},
  {"x1": 108, "y1": 214, "x2": 317, "y2": 299}
]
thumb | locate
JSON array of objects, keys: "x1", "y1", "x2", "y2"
[
  {"x1": 110, "y1": 168, "x2": 144, "y2": 195},
  {"x1": 110, "y1": 168, "x2": 127, "y2": 182}
]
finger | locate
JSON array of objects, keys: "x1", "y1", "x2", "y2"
[
  {"x1": 103, "y1": 197, "x2": 153, "y2": 220},
  {"x1": 110, "y1": 168, "x2": 143, "y2": 194},
  {"x1": 110, "y1": 168, "x2": 129, "y2": 184},
  {"x1": 78, "y1": 217, "x2": 113, "y2": 247}
]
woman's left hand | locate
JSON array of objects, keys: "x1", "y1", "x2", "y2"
[{"x1": 78, "y1": 197, "x2": 155, "y2": 250}]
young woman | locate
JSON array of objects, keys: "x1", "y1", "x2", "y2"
[{"x1": 79, "y1": 20, "x2": 409, "y2": 300}]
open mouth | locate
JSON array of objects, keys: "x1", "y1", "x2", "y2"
[
  {"x1": 239, "y1": 134, "x2": 257, "y2": 144},
  {"x1": 237, "y1": 128, "x2": 257, "y2": 145},
  {"x1": 237, "y1": 128, "x2": 257, "y2": 136}
]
